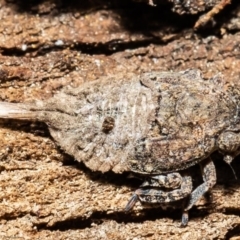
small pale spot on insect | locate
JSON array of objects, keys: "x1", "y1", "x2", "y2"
[{"x1": 144, "y1": 164, "x2": 154, "y2": 172}]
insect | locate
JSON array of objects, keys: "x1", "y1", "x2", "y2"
[
  {"x1": 0, "y1": 69, "x2": 239, "y2": 226},
  {"x1": 147, "y1": 0, "x2": 231, "y2": 29}
]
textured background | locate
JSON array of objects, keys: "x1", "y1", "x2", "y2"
[{"x1": 0, "y1": 0, "x2": 240, "y2": 239}]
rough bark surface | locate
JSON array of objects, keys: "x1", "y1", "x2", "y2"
[{"x1": 1, "y1": 0, "x2": 240, "y2": 239}]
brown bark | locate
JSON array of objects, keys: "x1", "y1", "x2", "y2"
[{"x1": 0, "y1": 0, "x2": 240, "y2": 239}]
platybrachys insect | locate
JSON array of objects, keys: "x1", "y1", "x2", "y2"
[{"x1": 0, "y1": 69, "x2": 239, "y2": 226}]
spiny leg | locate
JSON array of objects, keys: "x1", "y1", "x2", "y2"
[
  {"x1": 125, "y1": 173, "x2": 192, "y2": 212},
  {"x1": 194, "y1": 0, "x2": 231, "y2": 29},
  {"x1": 182, "y1": 158, "x2": 216, "y2": 226}
]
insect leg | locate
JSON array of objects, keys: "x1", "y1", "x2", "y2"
[
  {"x1": 125, "y1": 174, "x2": 192, "y2": 211},
  {"x1": 183, "y1": 158, "x2": 216, "y2": 226},
  {"x1": 140, "y1": 172, "x2": 182, "y2": 189}
]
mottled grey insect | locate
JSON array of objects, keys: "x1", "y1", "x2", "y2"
[{"x1": 0, "y1": 69, "x2": 239, "y2": 226}]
